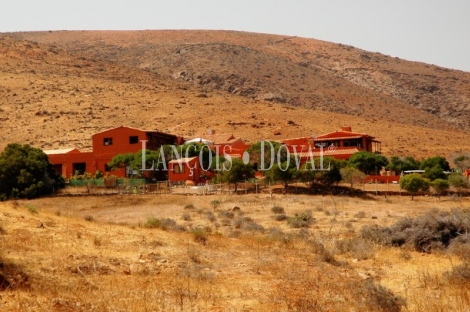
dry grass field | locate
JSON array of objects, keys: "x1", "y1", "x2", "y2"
[{"x1": 1, "y1": 193, "x2": 469, "y2": 311}]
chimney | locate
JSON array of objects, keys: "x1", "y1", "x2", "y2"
[{"x1": 341, "y1": 126, "x2": 352, "y2": 132}]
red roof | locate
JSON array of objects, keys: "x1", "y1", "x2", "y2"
[
  {"x1": 315, "y1": 130, "x2": 378, "y2": 142},
  {"x1": 295, "y1": 147, "x2": 362, "y2": 158}
]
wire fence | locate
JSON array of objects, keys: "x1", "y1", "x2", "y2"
[{"x1": 56, "y1": 179, "x2": 264, "y2": 196}]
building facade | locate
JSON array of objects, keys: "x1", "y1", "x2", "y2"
[{"x1": 46, "y1": 126, "x2": 180, "y2": 179}]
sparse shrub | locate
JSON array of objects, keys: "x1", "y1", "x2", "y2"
[
  {"x1": 218, "y1": 210, "x2": 234, "y2": 219},
  {"x1": 181, "y1": 212, "x2": 192, "y2": 221},
  {"x1": 309, "y1": 239, "x2": 337, "y2": 264},
  {"x1": 205, "y1": 211, "x2": 216, "y2": 222},
  {"x1": 324, "y1": 210, "x2": 331, "y2": 216},
  {"x1": 184, "y1": 203, "x2": 195, "y2": 210},
  {"x1": 335, "y1": 238, "x2": 374, "y2": 260},
  {"x1": 271, "y1": 205, "x2": 285, "y2": 214},
  {"x1": 93, "y1": 236, "x2": 102, "y2": 246},
  {"x1": 234, "y1": 217, "x2": 264, "y2": 232},
  {"x1": 361, "y1": 208, "x2": 470, "y2": 253},
  {"x1": 233, "y1": 217, "x2": 243, "y2": 229},
  {"x1": 220, "y1": 218, "x2": 232, "y2": 226},
  {"x1": 399, "y1": 250, "x2": 412, "y2": 261},
  {"x1": 273, "y1": 214, "x2": 288, "y2": 221},
  {"x1": 210, "y1": 200, "x2": 221, "y2": 210},
  {"x1": 76, "y1": 232, "x2": 82, "y2": 239},
  {"x1": 161, "y1": 218, "x2": 185, "y2": 232},
  {"x1": 357, "y1": 280, "x2": 406, "y2": 312},
  {"x1": 144, "y1": 216, "x2": 161, "y2": 229},
  {"x1": 187, "y1": 246, "x2": 204, "y2": 263},
  {"x1": 54, "y1": 210, "x2": 61, "y2": 216},
  {"x1": 288, "y1": 211, "x2": 313, "y2": 228},
  {"x1": 447, "y1": 234, "x2": 470, "y2": 261},
  {"x1": 84, "y1": 215, "x2": 94, "y2": 222},
  {"x1": 241, "y1": 221, "x2": 264, "y2": 232},
  {"x1": 265, "y1": 227, "x2": 292, "y2": 245},
  {"x1": 444, "y1": 263, "x2": 470, "y2": 285},
  {"x1": 191, "y1": 228, "x2": 208, "y2": 245},
  {"x1": 354, "y1": 211, "x2": 366, "y2": 218},
  {"x1": 0, "y1": 223, "x2": 6, "y2": 235},
  {"x1": 26, "y1": 204, "x2": 37, "y2": 214}
]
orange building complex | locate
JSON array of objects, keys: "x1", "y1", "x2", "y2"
[
  {"x1": 44, "y1": 126, "x2": 380, "y2": 183},
  {"x1": 45, "y1": 126, "x2": 180, "y2": 179}
]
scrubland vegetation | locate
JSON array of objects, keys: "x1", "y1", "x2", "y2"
[{"x1": 1, "y1": 194, "x2": 469, "y2": 311}]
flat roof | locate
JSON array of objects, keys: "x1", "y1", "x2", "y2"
[{"x1": 43, "y1": 148, "x2": 79, "y2": 155}]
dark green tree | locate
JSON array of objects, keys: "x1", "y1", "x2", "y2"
[
  {"x1": 385, "y1": 156, "x2": 420, "y2": 174},
  {"x1": 107, "y1": 153, "x2": 135, "y2": 177},
  {"x1": 296, "y1": 157, "x2": 344, "y2": 188},
  {"x1": 265, "y1": 160, "x2": 296, "y2": 188},
  {"x1": 430, "y1": 178, "x2": 449, "y2": 200},
  {"x1": 399, "y1": 174, "x2": 430, "y2": 200},
  {"x1": 348, "y1": 151, "x2": 388, "y2": 175},
  {"x1": 0, "y1": 143, "x2": 64, "y2": 200},
  {"x1": 419, "y1": 156, "x2": 450, "y2": 172},
  {"x1": 217, "y1": 158, "x2": 255, "y2": 191},
  {"x1": 422, "y1": 166, "x2": 446, "y2": 181},
  {"x1": 419, "y1": 156, "x2": 450, "y2": 181}
]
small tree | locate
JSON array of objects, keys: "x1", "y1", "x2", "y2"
[
  {"x1": 399, "y1": 174, "x2": 430, "y2": 200},
  {"x1": 295, "y1": 157, "x2": 344, "y2": 189},
  {"x1": 217, "y1": 158, "x2": 255, "y2": 191},
  {"x1": 340, "y1": 167, "x2": 366, "y2": 188},
  {"x1": 265, "y1": 161, "x2": 296, "y2": 188},
  {"x1": 107, "y1": 153, "x2": 135, "y2": 176},
  {"x1": 448, "y1": 173, "x2": 469, "y2": 196},
  {"x1": 430, "y1": 178, "x2": 449, "y2": 200}
]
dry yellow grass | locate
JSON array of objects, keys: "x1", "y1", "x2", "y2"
[{"x1": 1, "y1": 194, "x2": 469, "y2": 311}]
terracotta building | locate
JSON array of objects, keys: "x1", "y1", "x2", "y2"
[
  {"x1": 168, "y1": 156, "x2": 201, "y2": 184},
  {"x1": 45, "y1": 126, "x2": 180, "y2": 179},
  {"x1": 284, "y1": 126, "x2": 381, "y2": 162}
]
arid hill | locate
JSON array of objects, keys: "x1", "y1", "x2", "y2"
[{"x1": 1, "y1": 30, "x2": 470, "y2": 159}]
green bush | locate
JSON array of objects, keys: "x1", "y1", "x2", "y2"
[
  {"x1": 144, "y1": 217, "x2": 161, "y2": 229},
  {"x1": 0, "y1": 143, "x2": 64, "y2": 199}
]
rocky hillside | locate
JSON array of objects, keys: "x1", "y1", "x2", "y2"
[
  {"x1": 1, "y1": 30, "x2": 470, "y2": 159},
  {"x1": 12, "y1": 30, "x2": 470, "y2": 130}
]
